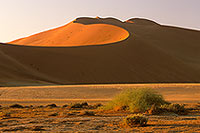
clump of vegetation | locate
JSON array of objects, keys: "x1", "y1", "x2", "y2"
[
  {"x1": 68, "y1": 102, "x2": 89, "y2": 109},
  {"x1": 147, "y1": 103, "x2": 187, "y2": 115},
  {"x1": 160, "y1": 103, "x2": 187, "y2": 115},
  {"x1": 123, "y1": 114, "x2": 148, "y2": 127},
  {"x1": 69, "y1": 103, "x2": 83, "y2": 109},
  {"x1": 37, "y1": 105, "x2": 44, "y2": 108},
  {"x1": 63, "y1": 104, "x2": 68, "y2": 107},
  {"x1": 81, "y1": 102, "x2": 88, "y2": 106},
  {"x1": 9, "y1": 104, "x2": 24, "y2": 108},
  {"x1": 64, "y1": 102, "x2": 102, "y2": 109},
  {"x1": 92, "y1": 103, "x2": 103, "y2": 109},
  {"x1": 147, "y1": 104, "x2": 162, "y2": 115},
  {"x1": 102, "y1": 88, "x2": 168, "y2": 112},
  {"x1": 46, "y1": 104, "x2": 57, "y2": 108}
]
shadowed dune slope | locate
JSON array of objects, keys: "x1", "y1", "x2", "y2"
[{"x1": 0, "y1": 17, "x2": 200, "y2": 86}]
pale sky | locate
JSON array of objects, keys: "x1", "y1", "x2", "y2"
[{"x1": 0, "y1": 0, "x2": 199, "y2": 43}]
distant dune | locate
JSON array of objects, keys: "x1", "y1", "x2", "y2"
[{"x1": 0, "y1": 17, "x2": 200, "y2": 86}]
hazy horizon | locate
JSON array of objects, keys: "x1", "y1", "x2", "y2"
[{"x1": 0, "y1": 0, "x2": 200, "y2": 43}]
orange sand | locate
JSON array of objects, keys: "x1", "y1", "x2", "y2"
[
  {"x1": 0, "y1": 17, "x2": 199, "y2": 86},
  {"x1": 9, "y1": 23, "x2": 129, "y2": 47}
]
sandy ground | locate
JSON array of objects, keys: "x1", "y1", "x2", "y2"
[
  {"x1": 0, "y1": 84, "x2": 199, "y2": 106},
  {"x1": 0, "y1": 84, "x2": 199, "y2": 132},
  {"x1": 0, "y1": 102, "x2": 199, "y2": 132}
]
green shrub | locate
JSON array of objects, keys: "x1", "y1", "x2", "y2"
[
  {"x1": 123, "y1": 114, "x2": 148, "y2": 127},
  {"x1": 102, "y1": 88, "x2": 168, "y2": 112}
]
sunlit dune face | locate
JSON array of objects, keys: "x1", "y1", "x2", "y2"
[
  {"x1": 126, "y1": 20, "x2": 134, "y2": 24},
  {"x1": 9, "y1": 23, "x2": 129, "y2": 47}
]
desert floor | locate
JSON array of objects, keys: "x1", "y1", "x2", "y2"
[
  {"x1": 0, "y1": 83, "x2": 199, "y2": 132},
  {"x1": 0, "y1": 83, "x2": 200, "y2": 105}
]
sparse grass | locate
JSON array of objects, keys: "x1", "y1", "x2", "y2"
[
  {"x1": 102, "y1": 88, "x2": 168, "y2": 112},
  {"x1": 122, "y1": 114, "x2": 148, "y2": 127},
  {"x1": 0, "y1": 102, "x2": 199, "y2": 132}
]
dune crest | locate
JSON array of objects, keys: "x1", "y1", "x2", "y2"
[
  {"x1": 1, "y1": 17, "x2": 200, "y2": 86},
  {"x1": 9, "y1": 21, "x2": 129, "y2": 47},
  {"x1": 126, "y1": 18, "x2": 159, "y2": 25}
]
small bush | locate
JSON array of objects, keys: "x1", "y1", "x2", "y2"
[
  {"x1": 46, "y1": 104, "x2": 57, "y2": 108},
  {"x1": 102, "y1": 88, "x2": 168, "y2": 112},
  {"x1": 70, "y1": 103, "x2": 83, "y2": 109},
  {"x1": 81, "y1": 102, "x2": 88, "y2": 106},
  {"x1": 37, "y1": 105, "x2": 44, "y2": 108},
  {"x1": 69, "y1": 102, "x2": 89, "y2": 109},
  {"x1": 9, "y1": 104, "x2": 24, "y2": 108},
  {"x1": 160, "y1": 103, "x2": 187, "y2": 115},
  {"x1": 84, "y1": 103, "x2": 103, "y2": 109},
  {"x1": 146, "y1": 103, "x2": 187, "y2": 115},
  {"x1": 123, "y1": 114, "x2": 148, "y2": 127},
  {"x1": 93, "y1": 103, "x2": 103, "y2": 108},
  {"x1": 63, "y1": 104, "x2": 68, "y2": 108}
]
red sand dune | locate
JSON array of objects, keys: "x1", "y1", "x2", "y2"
[
  {"x1": 0, "y1": 17, "x2": 200, "y2": 86},
  {"x1": 9, "y1": 22, "x2": 129, "y2": 47}
]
